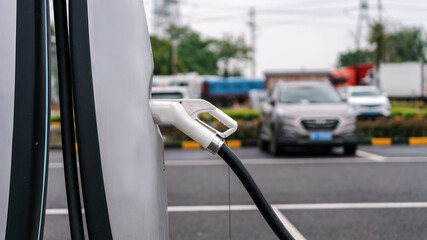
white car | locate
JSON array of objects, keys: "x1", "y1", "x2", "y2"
[
  {"x1": 151, "y1": 86, "x2": 190, "y2": 99},
  {"x1": 346, "y1": 86, "x2": 391, "y2": 117}
]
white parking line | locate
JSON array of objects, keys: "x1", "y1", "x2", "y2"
[
  {"x1": 46, "y1": 209, "x2": 68, "y2": 215},
  {"x1": 273, "y1": 202, "x2": 427, "y2": 210},
  {"x1": 46, "y1": 208, "x2": 84, "y2": 215},
  {"x1": 168, "y1": 205, "x2": 257, "y2": 212},
  {"x1": 167, "y1": 202, "x2": 427, "y2": 212},
  {"x1": 386, "y1": 157, "x2": 427, "y2": 162},
  {"x1": 356, "y1": 150, "x2": 386, "y2": 162},
  {"x1": 46, "y1": 202, "x2": 427, "y2": 215},
  {"x1": 49, "y1": 162, "x2": 64, "y2": 169},
  {"x1": 272, "y1": 206, "x2": 307, "y2": 240}
]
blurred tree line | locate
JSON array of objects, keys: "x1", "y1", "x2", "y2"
[
  {"x1": 338, "y1": 23, "x2": 427, "y2": 67},
  {"x1": 150, "y1": 26, "x2": 251, "y2": 76}
]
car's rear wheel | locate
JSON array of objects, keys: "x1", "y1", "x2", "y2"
[
  {"x1": 257, "y1": 124, "x2": 269, "y2": 151},
  {"x1": 258, "y1": 138, "x2": 269, "y2": 151},
  {"x1": 344, "y1": 144, "x2": 357, "y2": 155},
  {"x1": 269, "y1": 131, "x2": 281, "y2": 156}
]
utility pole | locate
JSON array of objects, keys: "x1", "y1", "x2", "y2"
[
  {"x1": 153, "y1": 0, "x2": 182, "y2": 37},
  {"x1": 355, "y1": 0, "x2": 369, "y2": 50},
  {"x1": 171, "y1": 38, "x2": 178, "y2": 74},
  {"x1": 153, "y1": 0, "x2": 182, "y2": 74},
  {"x1": 248, "y1": 7, "x2": 256, "y2": 78},
  {"x1": 375, "y1": 0, "x2": 383, "y2": 89}
]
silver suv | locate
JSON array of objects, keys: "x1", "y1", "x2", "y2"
[{"x1": 258, "y1": 81, "x2": 357, "y2": 155}]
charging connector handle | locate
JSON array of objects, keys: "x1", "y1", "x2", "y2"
[{"x1": 150, "y1": 99, "x2": 238, "y2": 154}]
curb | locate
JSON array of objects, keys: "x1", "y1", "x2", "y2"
[
  {"x1": 49, "y1": 138, "x2": 427, "y2": 150},
  {"x1": 409, "y1": 137, "x2": 427, "y2": 146},
  {"x1": 370, "y1": 137, "x2": 427, "y2": 146},
  {"x1": 371, "y1": 138, "x2": 392, "y2": 146},
  {"x1": 164, "y1": 138, "x2": 427, "y2": 149}
]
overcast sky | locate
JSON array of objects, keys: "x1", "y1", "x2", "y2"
[{"x1": 143, "y1": 0, "x2": 427, "y2": 78}]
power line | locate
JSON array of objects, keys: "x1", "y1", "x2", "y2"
[
  {"x1": 259, "y1": 0, "x2": 353, "y2": 10},
  {"x1": 263, "y1": 15, "x2": 356, "y2": 27},
  {"x1": 180, "y1": 0, "x2": 243, "y2": 10},
  {"x1": 188, "y1": 5, "x2": 359, "y2": 23},
  {"x1": 192, "y1": 13, "x2": 247, "y2": 23},
  {"x1": 258, "y1": 6, "x2": 358, "y2": 15}
]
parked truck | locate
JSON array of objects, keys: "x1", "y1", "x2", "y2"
[
  {"x1": 202, "y1": 76, "x2": 264, "y2": 107},
  {"x1": 379, "y1": 62, "x2": 427, "y2": 99},
  {"x1": 330, "y1": 63, "x2": 374, "y2": 88},
  {"x1": 152, "y1": 72, "x2": 203, "y2": 99}
]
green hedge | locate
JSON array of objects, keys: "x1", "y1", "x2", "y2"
[
  {"x1": 391, "y1": 100, "x2": 426, "y2": 108},
  {"x1": 51, "y1": 114, "x2": 61, "y2": 123},
  {"x1": 390, "y1": 107, "x2": 427, "y2": 118},
  {"x1": 199, "y1": 108, "x2": 427, "y2": 122},
  {"x1": 199, "y1": 109, "x2": 260, "y2": 122},
  {"x1": 357, "y1": 118, "x2": 427, "y2": 139},
  {"x1": 222, "y1": 109, "x2": 260, "y2": 121},
  {"x1": 161, "y1": 118, "x2": 427, "y2": 143}
]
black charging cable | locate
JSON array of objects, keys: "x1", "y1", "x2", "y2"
[
  {"x1": 53, "y1": 0, "x2": 85, "y2": 238},
  {"x1": 218, "y1": 144, "x2": 295, "y2": 240}
]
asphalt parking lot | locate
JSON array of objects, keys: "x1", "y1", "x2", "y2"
[{"x1": 44, "y1": 145, "x2": 427, "y2": 239}]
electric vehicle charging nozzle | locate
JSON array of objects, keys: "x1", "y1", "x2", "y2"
[{"x1": 149, "y1": 99, "x2": 238, "y2": 154}]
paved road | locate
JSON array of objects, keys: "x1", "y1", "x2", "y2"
[{"x1": 44, "y1": 146, "x2": 427, "y2": 239}]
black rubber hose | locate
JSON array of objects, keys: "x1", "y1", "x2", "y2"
[
  {"x1": 218, "y1": 145, "x2": 294, "y2": 240},
  {"x1": 53, "y1": 0, "x2": 85, "y2": 239}
]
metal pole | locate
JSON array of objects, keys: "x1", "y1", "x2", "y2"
[
  {"x1": 249, "y1": 7, "x2": 256, "y2": 78},
  {"x1": 355, "y1": 0, "x2": 368, "y2": 50},
  {"x1": 375, "y1": 0, "x2": 383, "y2": 89}
]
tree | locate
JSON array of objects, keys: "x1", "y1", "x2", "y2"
[
  {"x1": 337, "y1": 50, "x2": 372, "y2": 67},
  {"x1": 178, "y1": 32, "x2": 218, "y2": 75},
  {"x1": 385, "y1": 27, "x2": 427, "y2": 62},
  {"x1": 368, "y1": 24, "x2": 427, "y2": 63},
  {"x1": 150, "y1": 36, "x2": 173, "y2": 75},
  {"x1": 151, "y1": 26, "x2": 219, "y2": 75},
  {"x1": 150, "y1": 35, "x2": 172, "y2": 75},
  {"x1": 337, "y1": 24, "x2": 427, "y2": 68},
  {"x1": 151, "y1": 28, "x2": 252, "y2": 76},
  {"x1": 368, "y1": 22, "x2": 386, "y2": 69},
  {"x1": 166, "y1": 25, "x2": 191, "y2": 74},
  {"x1": 166, "y1": 25, "x2": 190, "y2": 41},
  {"x1": 215, "y1": 34, "x2": 251, "y2": 77}
]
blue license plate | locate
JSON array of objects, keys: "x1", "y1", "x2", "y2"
[
  {"x1": 365, "y1": 110, "x2": 377, "y2": 115},
  {"x1": 309, "y1": 131, "x2": 333, "y2": 141}
]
